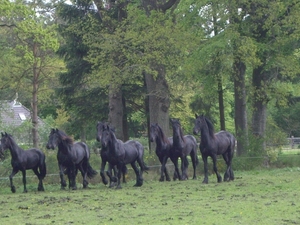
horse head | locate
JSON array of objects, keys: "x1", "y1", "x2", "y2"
[
  {"x1": 0, "y1": 132, "x2": 12, "y2": 153},
  {"x1": 193, "y1": 114, "x2": 201, "y2": 135},
  {"x1": 193, "y1": 114, "x2": 215, "y2": 137},
  {"x1": 149, "y1": 123, "x2": 159, "y2": 142},
  {"x1": 101, "y1": 124, "x2": 113, "y2": 148},
  {"x1": 96, "y1": 121, "x2": 105, "y2": 142},
  {"x1": 46, "y1": 128, "x2": 59, "y2": 150}
]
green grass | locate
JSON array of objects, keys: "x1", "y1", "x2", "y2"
[{"x1": 0, "y1": 168, "x2": 299, "y2": 225}]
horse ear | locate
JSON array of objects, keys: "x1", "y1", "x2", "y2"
[
  {"x1": 195, "y1": 114, "x2": 198, "y2": 118},
  {"x1": 5, "y1": 132, "x2": 7, "y2": 136},
  {"x1": 1, "y1": 132, "x2": 4, "y2": 137}
]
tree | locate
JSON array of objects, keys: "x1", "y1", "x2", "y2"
[
  {"x1": 245, "y1": 0, "x2": 300, "y2": 151},
  {"x1": 0, "y1": 0, "x2": 59, "y2": 147}
]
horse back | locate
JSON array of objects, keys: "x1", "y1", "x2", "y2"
[
  {"x1": 215, "y1": 131, "x2": 235, "y2": 154},
  {"x1": 123, "y1": 140, "x2": 142, "y2": 164},
  {"x1": 18, "y1": 148, "x2": 45, "y2": 170},
  {"x1": 74, "y1": 141, "x2": 90, "y2": 162}
]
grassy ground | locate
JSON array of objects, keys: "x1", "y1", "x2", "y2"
[{"x1": 0, "y1": 168, "x2": 299, "y2": 225}]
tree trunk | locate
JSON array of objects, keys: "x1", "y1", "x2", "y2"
[
  {"x1": 217, "y1": 75, "x2": 225, "y2": 130},
  {"x1": 252, "y1": 65, "x2": 268, "y2": 151},
  {"x1": 122, "y1": 95, "x2": 129, "y2": 141},
  {"x1": 144, "y1": 69, "x2": 170, "y2": 151},
  {"x1": 32, "y1": 42, "x2": 39, "y2": 148},
  {"x1": 233, "y1": 57, "x2": 248, "y2": 156},
  {"x1": 108, "y1": 85, "x2": 124, "y2": 141}
]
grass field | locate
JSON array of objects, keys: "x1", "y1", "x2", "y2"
[{"x1": 0, "y1": 168, "x2": 299, "y2": 225}]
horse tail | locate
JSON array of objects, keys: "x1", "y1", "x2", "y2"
[
  {"x1": 40, "y1": 153, "x2": 47, "y2": 179},
  {"x1": 87, "y1": 161, "x2": 98, "y2": 179}
]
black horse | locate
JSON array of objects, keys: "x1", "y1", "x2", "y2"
[
  {"x1": 101, "y1": 124, "x2": 149, "y2": 189},
  {"x1": 0, "y1": 132, "x2": 46, "y2": 193},
  {"x1": 170, "y1": 119, "x2": 198, "y2": 180},
  {"x1": 96, "y1": 121, "x2": 127, "y2": 187},
  {"x1": 46, "y1": 128, "x2": 97, "y2": 190},
  {"x1": 149, "y1": 123, "x2": 175, "y2": 182},
  {"x1": 193, "y1": 114, "x2": 235, "y2": 183}
]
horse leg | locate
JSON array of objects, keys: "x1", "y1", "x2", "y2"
[
  {"x1": 78, "y1": 163, "x2": 88, "y2": 189},
  {"x1": 181, "y1": 157, "x2": 189, "y2": 180},
  {"x1": 212, "y1": 155, "x2": 222, "y2": 183},
  {"x1": 160, "y1": 156, "x2": 170, "y2": 182},
  {"x1": 227, "y1": 150, "x2": 235, "y2": 181},
  {"x1": 171, "y1": 157, "x2": 181, "y2": 181},
  {"x1": 70, "y1": 165, "x2": 77, "y2": 190},
  {"x1": 122, "y1": 164, "x2": 127, "y2": 183},
  {"x1": 190, "y1": 151, "x2": 197, "y2": 180},
  {"x1": 180, "y1": 157, "x2": 186, "y2": 180},
  {"x1": 58, "y1": 164, "x2": 67, "y2": 189},
  {"x1": 202, "y1": 155, "x2": 209, "y2": 184},
  {"x1": 107, "y1": 164, "x2": 117, "y2": 188},
  {"x1": 32, "y1": 168, "x2": 44, "y2": 191},
  {"x1": 222, "y1": 153, "x2": 230, "y2": 182},
  {"x1": 9, "y1": 168, "x2": 18, "y2": 193},
  {"x1": 158, "y1": 156, "x2": 165, "y2": 181},
  {"x1": 100, "y1": 158, "x2": 108, "y2": 185},
  {"x1": 21, "y1": 170, "x2": 27, "y2": 193},
  {"x1": 132, "y1": 162, "x2": 143, "y2": 187},
  {"x1": 115, "y1": 164, "x2": 123, "y2": 189}
]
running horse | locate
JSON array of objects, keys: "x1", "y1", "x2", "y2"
[
  {"x1": 0, "y1": 132, "x2": 46, "y2": 193},
  {"x1": 193, "y1": 114, "x2": 235, "y2": 183},
  {"x1": 100, "y1": 124, "x2": 149, "y2": 189},
  {"x1": 149, "y1": 123, "x2": 175, "y2": 181},
  {"x1": 46, "y1": 128, "x2": 97, "y2": 190},
  {"x1": 170, "y1": 119, "x2": 199, "y2": 180},
  {"x1": 96, "y1": 121, "x2": 127, "y2": 187}
]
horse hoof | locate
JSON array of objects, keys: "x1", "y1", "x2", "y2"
[
  {"x1": 38, "y1": 187, "x2": 44, "y2": 191},
  {"x1": 23, "y1": 189, "x2": 28, "y2": 193},
  {"x1": 202, "y1": 180, "x2": 208, "y2": 184},
  {"x1": 116, "y1": 186, "x2": 122, "y2": 189},
  {"x1": 11, "y1": 186, "x2": 16, "y2": 193},
  {"x1": 103, "y1": 180, "x2": 108, "y2": 185},
  {"x1": 159, "y1": 177, "x2": 164, "y2": 182}
]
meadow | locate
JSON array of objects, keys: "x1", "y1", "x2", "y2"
[{"x1": 0, "y1": 167, "x2": 299, "y2": 225}]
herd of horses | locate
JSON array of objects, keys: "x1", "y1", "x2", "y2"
[{"x1": 0, "y1": 115, "x2": 236, "y2": 193}]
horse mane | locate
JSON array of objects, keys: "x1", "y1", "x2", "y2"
[
  {"x1": 3, "y1": 133, "x2": 16, "y2": 146},
  {"x1": 173, "y1": 119, "x2": 185, "y2": 142},
  {"x1": 156, "y1": 124, "x2": 170, "y2": 144},
  {"x1": 204, "y1": 116, "x2": 215, "y2": 137},
  {"x1": 57, "y1": 129, "x2": 74, "y2": 145}
]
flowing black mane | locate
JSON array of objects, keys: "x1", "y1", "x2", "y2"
[
  {"x1": 156, "y1": 124, "x2": 170, "y2": 144},
  {"x1": 57, "y1": 129, "x2": 74, "y2": 145},
  {"x1": 204, "y1": 116, "x2": 215, "y2": 138},
  {"x1": 172, "y1": 119, "x2": 186, "y2": 143}
]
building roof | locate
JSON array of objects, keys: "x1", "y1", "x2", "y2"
[{"x1": 0, "y1": 100, "x2": 44, "y2": 127}]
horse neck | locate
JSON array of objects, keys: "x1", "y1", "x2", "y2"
[
  {"x1": 107, "y1": 132, "x2": 120, "y2": 155},
  {"x1": 7, "y1": 140, "x2": 23, "y2": 159},
  {"x1": 200, "y1": 123, "x2": 213, "y2": 144},
  {"x1": 58, "y1": 140, "x2": 73, "y2": 155},
  {"x1": 155, "y1": 131, "x2": 169, "y2": 150},
  {"x1": 172, "y1": 128, "x2": 185, "y2": 147}
]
